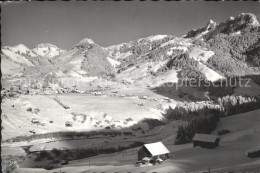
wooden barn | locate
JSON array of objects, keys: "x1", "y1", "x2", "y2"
[
  {"x1": 246, "y1": 146, "x2": 260, "y2": 158},
  {"x1": 192, "y1": 134, "x2": 220, "y2": 149},
  {"x1": 137, "y1": 142, "x2": 170, "y2": 161}
]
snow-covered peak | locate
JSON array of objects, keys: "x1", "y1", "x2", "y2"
[
  {"x1": 229, "y1": 16, "x2": 235, "y2": 21},
  {"x1": 237, "y1": 13, "x2": 259, "y2": 26},
  {"x1": 13, "y1": 44, "x2": 31, "y2": 54},
  {"x1": 147, "y1": 35, "x2": 168, "y2": 42},
  {"x1": 76, "y1": 38, "x2": 95, "y2": 47},
  {"x1": 137, "y1": 35, "x2": 169, "y2": 43},
  {"x1": 184, "y1": 13, "x2": 259, "y2": 39},
  {"x1": 3, "y1": 44, "x2": 33, "y2": 55},
  {"x1": 34, "y1": 43, "x2": 59, "y2": 49},
  {"x1": 205, "y1": 20, "x2": 217, "y2": 30},
  {"x1": 32, "y1": 43, "x2": 66, "y2": 58},
  {"x1": 209, "y1": 19, "x2": 215, "y2": 24}
]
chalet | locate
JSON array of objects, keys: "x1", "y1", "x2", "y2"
[
  {"x1": 246, "y1": 146, "x2": 260, "y2": 158},
  {"x1": 65, "y1": 121, "x2": 73, "y2": 127},
  {"x1": 137, "y1": 142, "x2": 170, "y2": 162},
  {"x1": 92, "y1": 91, "x2": 103, "y2": 96},
  {"x1": 192, "y1": 133, "x2": 220, "y2": 149},
  {"x1": 31, "y1": 118, "x2": 40, "y2": 124},
  {"x1": 140, "y1": 96, "x2": 148, "y2": 99},
  {"x1": 111, "y1": 91, "x2": 118, "y2": 94}
]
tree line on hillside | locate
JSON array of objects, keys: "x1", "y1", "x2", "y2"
[
  {"x1": 163, "y1": 95, "x2": 260, "y2": 145},
  {"x1": 32, "y1": 141, "x2": 144, "y2": 170},
  {"x1": 5, "y1": 130, "x2": 127, "y2": 143},
  {"x1": 205, "y1": 27, "x2": 260, "y2": 76},
  {"x1": 184, "y1": 76, "x2": 260, "y2": 99},
  {"x1": 207, "y1": 26, "x2": 260, "y2": 64},
  {"x1": 175, "y1": 110, "x2": 220, "y2": 145}
]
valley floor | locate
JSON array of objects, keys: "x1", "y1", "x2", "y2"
[{"x1": 1, "y1": 87, "x2": 173, "y2": 140}]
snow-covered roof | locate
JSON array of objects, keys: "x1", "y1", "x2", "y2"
[
  {"x1": 143, "y1": 142, "x2": 170, "y2": 156},
  {"x1": 246, "y1": 146, "x2": 260, "y2": 153},
  {"x1": 193, "y1": 133, "x2": 219, "y2": 143}
]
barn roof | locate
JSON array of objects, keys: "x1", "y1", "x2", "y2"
[
  {"x1": 143, "y1": 142, "x2": 170, "y2": 156},
  {"x1": 246, "y1": 146, "x2": 260, "y2": 153},
  {"x1": 193, "y1": 133, "x2": 219, "y2": 143}
]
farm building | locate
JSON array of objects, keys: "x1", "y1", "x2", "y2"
[
  {"x1": 192, "y1": 133, "x2": 220, "y2": 149},
  {"x1": 65, "y1": 121, "x2": 73, "y2": 127},
  {"x1": 31, "y1": 118, "x2": 40, "y2": 124},
  {"x1": 246, "y1": 146, "x2": 260, "y2": 158},
  {"x1": 92, "y1": 91, "x2": 103, "y2": 96},
  {"x1": 137, "y1": 142, "x2": 170, "y2": 162}
]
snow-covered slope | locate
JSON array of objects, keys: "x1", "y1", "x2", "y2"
[
  {"x1": 1, "y1": 45, "x2": 35, "y2": 66},
  {"x1": 107, "y1": 57, "x2": 121, "y2": 67},
  {"x1": 1, "y1": 57, "x2": 23, "y2": 76},
  {"x1": 110, "y1": 34, "x2": 225, "y2": 85},
  {"x1": 189, "y1": 47, "x2": 224, "y2": 81},
  {"x1": 52, "y1": 38, "x2": 115, "y2": 77}
]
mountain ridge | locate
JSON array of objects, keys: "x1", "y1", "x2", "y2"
[
  {"x1": 1, "y1": 13, "x2": 260, "y2": 84},
  {"x1": 184, "y1": 13, "x2": 259, "y2": 40}
]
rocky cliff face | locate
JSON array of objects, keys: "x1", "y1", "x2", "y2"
[{"x1": 184, "y1": 13, "x2": 259, "y2": 40}]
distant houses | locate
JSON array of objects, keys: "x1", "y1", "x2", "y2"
[
  {"x1": 192, "y1": 133, "x2": 220, "y2": 149},
  {"x1": 92, "y1": 91, "x2": 103, "y2": 96},
  {"x1": 65, "y1": 121, "x2": 73, "y2": 127},
  {"x1": 31, "y1": 118, "x2": 40, "y2": 124},
  {"x1": 137, "y1": 142, "x2": 170, "y2": 164}
]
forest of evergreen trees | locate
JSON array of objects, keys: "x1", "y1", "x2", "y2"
[
  {"x1": 163, "y1": 95, "x2": 260, "y2": 145},
  {"x1": 5, "y1": 130, "x2": 125, "y2": 143}
]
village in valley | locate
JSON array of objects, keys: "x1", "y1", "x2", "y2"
[
  {"x1": 2, "y1": 71, "x2": 260, "y2": 172},
  {"x1": 1, "y1": 2, "x2": 260, "y2": 173}
]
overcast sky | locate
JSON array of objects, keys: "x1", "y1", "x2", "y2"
[{"x1": 1, "y1": 1, "x2": 260, "y2": 50}]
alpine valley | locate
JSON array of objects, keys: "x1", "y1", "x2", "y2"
[{"x1": 1, "y1": 13, "x2": 260, "y2": 172}]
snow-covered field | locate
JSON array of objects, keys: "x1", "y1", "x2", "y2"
[
  {"x1": 9, "y1": 109, "x2": 260, "y2": 173},
  {"x1": 1, "y1": 86, "x2": 175, "y2": 140}
]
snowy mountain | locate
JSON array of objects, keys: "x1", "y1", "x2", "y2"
[
  {"x1": 52, "y1": 38, "x2": 115, "y2": 78},
  {"x1": 1, "y1": 43, "x2": 66, "y2": 78},
  {"x1": 184, "y1": 13, "x2": 259, "y2": 40},
  {"x1": 1, "y1": 13, "x2": 260, "y2": 84},
  {"x1": 106, "y1": 34, "x2": 225, "y2": 85},
  {"x1": 32, "y1": 43, "x2": 66, "y2": 59}
]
